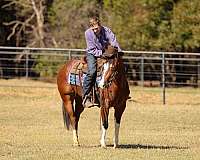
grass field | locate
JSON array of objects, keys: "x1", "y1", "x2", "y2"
[{"x1": 0, "y1": 79, "x2": 200, "y2": 160}]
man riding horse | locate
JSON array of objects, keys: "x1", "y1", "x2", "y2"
[
  {"x1": 57, "y1": 16, "x2": 130, "y2": 147},
  {"x1": 83, "y1": 15, "x2": 122, "y2": 108}
]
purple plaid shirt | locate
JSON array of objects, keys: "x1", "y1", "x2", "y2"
[{"x1": 85, "y1": 26, "x2": 122, "y2": 57}]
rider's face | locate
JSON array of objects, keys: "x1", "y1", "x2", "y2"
[{"x1": 91, "y1": 24, "x2": 101, "y2": 35}]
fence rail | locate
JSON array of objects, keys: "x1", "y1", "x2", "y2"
[{"x1": 0, "y1": 46, "x2": 200, "y2": 104}]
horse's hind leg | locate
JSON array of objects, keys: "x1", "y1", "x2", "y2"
[
  {"x1": 113, "y1": 102, "x2": 126, "y2": 148},
  {"x1": 63, "y1": 95, "x2": 80, "y2": 146},
  {"x1": 73, "y1": 96, "x2": 84, "y2": 145}
]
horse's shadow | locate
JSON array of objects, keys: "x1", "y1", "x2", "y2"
[{"x1": 106, "y1": 144, "x2": 189, "y2": 150}]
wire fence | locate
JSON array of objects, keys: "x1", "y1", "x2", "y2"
[{"x1": 0, "y1": 46, "x2": 200, "y2": 104}]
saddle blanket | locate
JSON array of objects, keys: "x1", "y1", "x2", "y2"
[
  {"x1": 67, "y1": 73, "x2": 102, "y2": 87},
  {"x1": 67, "y1": 62, "x2": 110, "y2": 88}
]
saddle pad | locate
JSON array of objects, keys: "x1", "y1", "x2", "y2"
[
  {"x1": 70, "y1": 58, "x2": 107, "y2": 75},
  {"x1": 67, "y1": 73, "x2": 102, "y2": 86}
]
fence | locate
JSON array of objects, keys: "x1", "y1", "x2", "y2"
[{"x1": 0, "y1": 46, "x2": 200, "y2": 104}]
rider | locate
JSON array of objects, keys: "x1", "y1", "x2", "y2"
[{"x1": 82, "y1": 15, "x2": 122, "y2": 108}]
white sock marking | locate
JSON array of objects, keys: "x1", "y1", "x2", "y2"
[
  {"x1": 113, "y1": 119, "x2": 120, "y2": 148},
  {"x1": 100, "y1": 119, "x2": 107, "y2": 147},
  {"x1": 73, "y1": 129, "x2": 79, "y2": 145}
]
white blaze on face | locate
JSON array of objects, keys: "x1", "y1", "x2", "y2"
[{"x1": 99, "y1": 62, "x2": 110, "y2": 89}]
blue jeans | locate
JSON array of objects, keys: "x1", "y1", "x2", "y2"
[{"x1": 83, "y1": 53, "x2": 97, "y2": 98}]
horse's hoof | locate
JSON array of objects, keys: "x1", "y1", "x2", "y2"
[
  {"x1": 73, "y1": 143, "x2": 80, "y2": 147},
  {"x1": 113, "y1": 145, "x2": 118, "y2": 149},
  {"x1": 101, "y1": 145, "x2": 106, "y2": 149},
  {"x1": 100, "y1": 141, "x2": 106, "y2": 148}
]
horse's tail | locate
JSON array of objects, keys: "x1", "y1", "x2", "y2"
[{"x1": 62, "y1": 102, "x2": 71, "y2": 130}]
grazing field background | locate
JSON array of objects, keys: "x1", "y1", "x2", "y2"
[{"x1": 0, "y1": 79, "x2": 200, "y2": 160}]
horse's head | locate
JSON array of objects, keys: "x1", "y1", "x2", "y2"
[
  {"x1": 102, "y1": 44, "x2": 123, "y2": 59},
  {"x1": 99, "y1": 45, "x2": 125, "y2": 88},
  {"x1": 105, "y1": 44, "x2": 118, "y2": 55}
]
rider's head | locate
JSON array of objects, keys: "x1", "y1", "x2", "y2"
[{"x1": 89, "y1": 16, "x2": 101, "y2": 35}]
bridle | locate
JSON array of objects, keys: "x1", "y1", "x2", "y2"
[
  {"x1": 103, "y1": 54, "x2": 120, "y2": 88},
  {"x1": 103, "y1": 70, "x2": 118, "y2": 88}
]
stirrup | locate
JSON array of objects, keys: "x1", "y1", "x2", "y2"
[
  {"x1": 82, "y1": 95, "x2": 90, "y2": 105},
  {"x1": 82, "y1": 96, "x2": 99, "y2": 108}
]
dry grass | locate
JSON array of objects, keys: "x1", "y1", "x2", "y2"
[{"x1": 0, "y1": 79, "x2": 200, "y2": 160}]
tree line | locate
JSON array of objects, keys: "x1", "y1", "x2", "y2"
[
  {"x1": 0, "y1": 0, "x2": 199, "y2": 85},
  {"x1": 0, "y1": 0, "x2": 200, "y2": 52}
]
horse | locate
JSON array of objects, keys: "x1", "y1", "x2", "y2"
[{"x1": 57, "y1": 45, "x2": 130, "y2": 148}]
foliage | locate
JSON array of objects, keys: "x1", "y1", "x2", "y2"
[
  {"x1": 0, "y1": 0, "x2": 16, "y2": 46},
  {"x1": 48, "y1": 0, "x2": 99, "y2": 48},
  {"x1": 1, "y1": 0, "x2": 200, "y2": 78},
  {"x1": 2, "y1": 0, "x2": 200, "y2": 51},
  {"x1": 32, "y1": 54, "x2": 64, "y2": 77},
  {"x1": 171, "y1": 0, "x2": 200, "y2": 52},
  {"x1": 2, "y1": 0, "x2": 55, "y2": 47}
]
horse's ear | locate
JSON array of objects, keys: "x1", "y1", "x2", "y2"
[{"x1": 118, "y1": 51, "x2": 124, "y2": 57}]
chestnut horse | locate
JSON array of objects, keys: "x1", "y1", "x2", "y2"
[{"x1": 57, "y1": 46, "x2": 130, "y2": 148}]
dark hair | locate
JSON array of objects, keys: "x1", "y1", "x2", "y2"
[{"x1": 88, "y1": 15, "x2": 100, "y2": 26}]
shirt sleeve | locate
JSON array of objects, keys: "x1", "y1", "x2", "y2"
[
  {"x1": 85, "y1": 31, "x2": 103, "y2": 57},
  {"x1": 106, "y1": 28, "x2": 122, "y2": 52}
]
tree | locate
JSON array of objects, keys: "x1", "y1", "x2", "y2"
[
  {"x1": 49, "y1": 0, "x2": 100, "y2": 48},
  {"x1": 171, "y1": 0, "x2": 200, "y2": 52},
  {"x1": 3, "y1": 0, "x2": 54, "y2": 47},
  {"x1": 0, "y1": 0, "x2": 16, "y2": 46},
  {"x1": 2, "y1": 0, "x2": 200, "y2": 52}
]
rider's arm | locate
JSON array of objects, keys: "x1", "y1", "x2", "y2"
[{"x1": 106, "y1": 27, "x2": 122, "y2": 52}]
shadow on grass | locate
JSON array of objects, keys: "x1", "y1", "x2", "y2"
[
  {"x1": 81, "y1": 144, "x2": 189, "y2": 150},
  {"x1": 108, "y1": 144, "x2": 189, "y2": 150}
]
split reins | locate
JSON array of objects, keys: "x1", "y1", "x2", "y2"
[{"x1": 102, "y1": 52, "x2": 122, "y2": 88}]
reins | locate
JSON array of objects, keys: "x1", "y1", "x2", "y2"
[
  {"x1": 103, "y1": 70, "x2": 118, "y2": 88},
  {"x1": 103, "y1": 52, "x2": 121, "y2": 88}
]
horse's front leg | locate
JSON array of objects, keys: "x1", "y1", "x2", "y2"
[
  {"x1": 113, "y1": 102, "x2": 126, "y2": 148},
  {"x1": 100, "y1": 107, "x2": 109, "y2": 148},
  {"x1": 113, "y1": 118, "x2": 120, "y2": 148},
  {"x1": 100, "y1": 119, "x2": 107, "y2": 148},
  {"x1": 72, "y1": 129, "x2": 79, "y2": 146}
]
